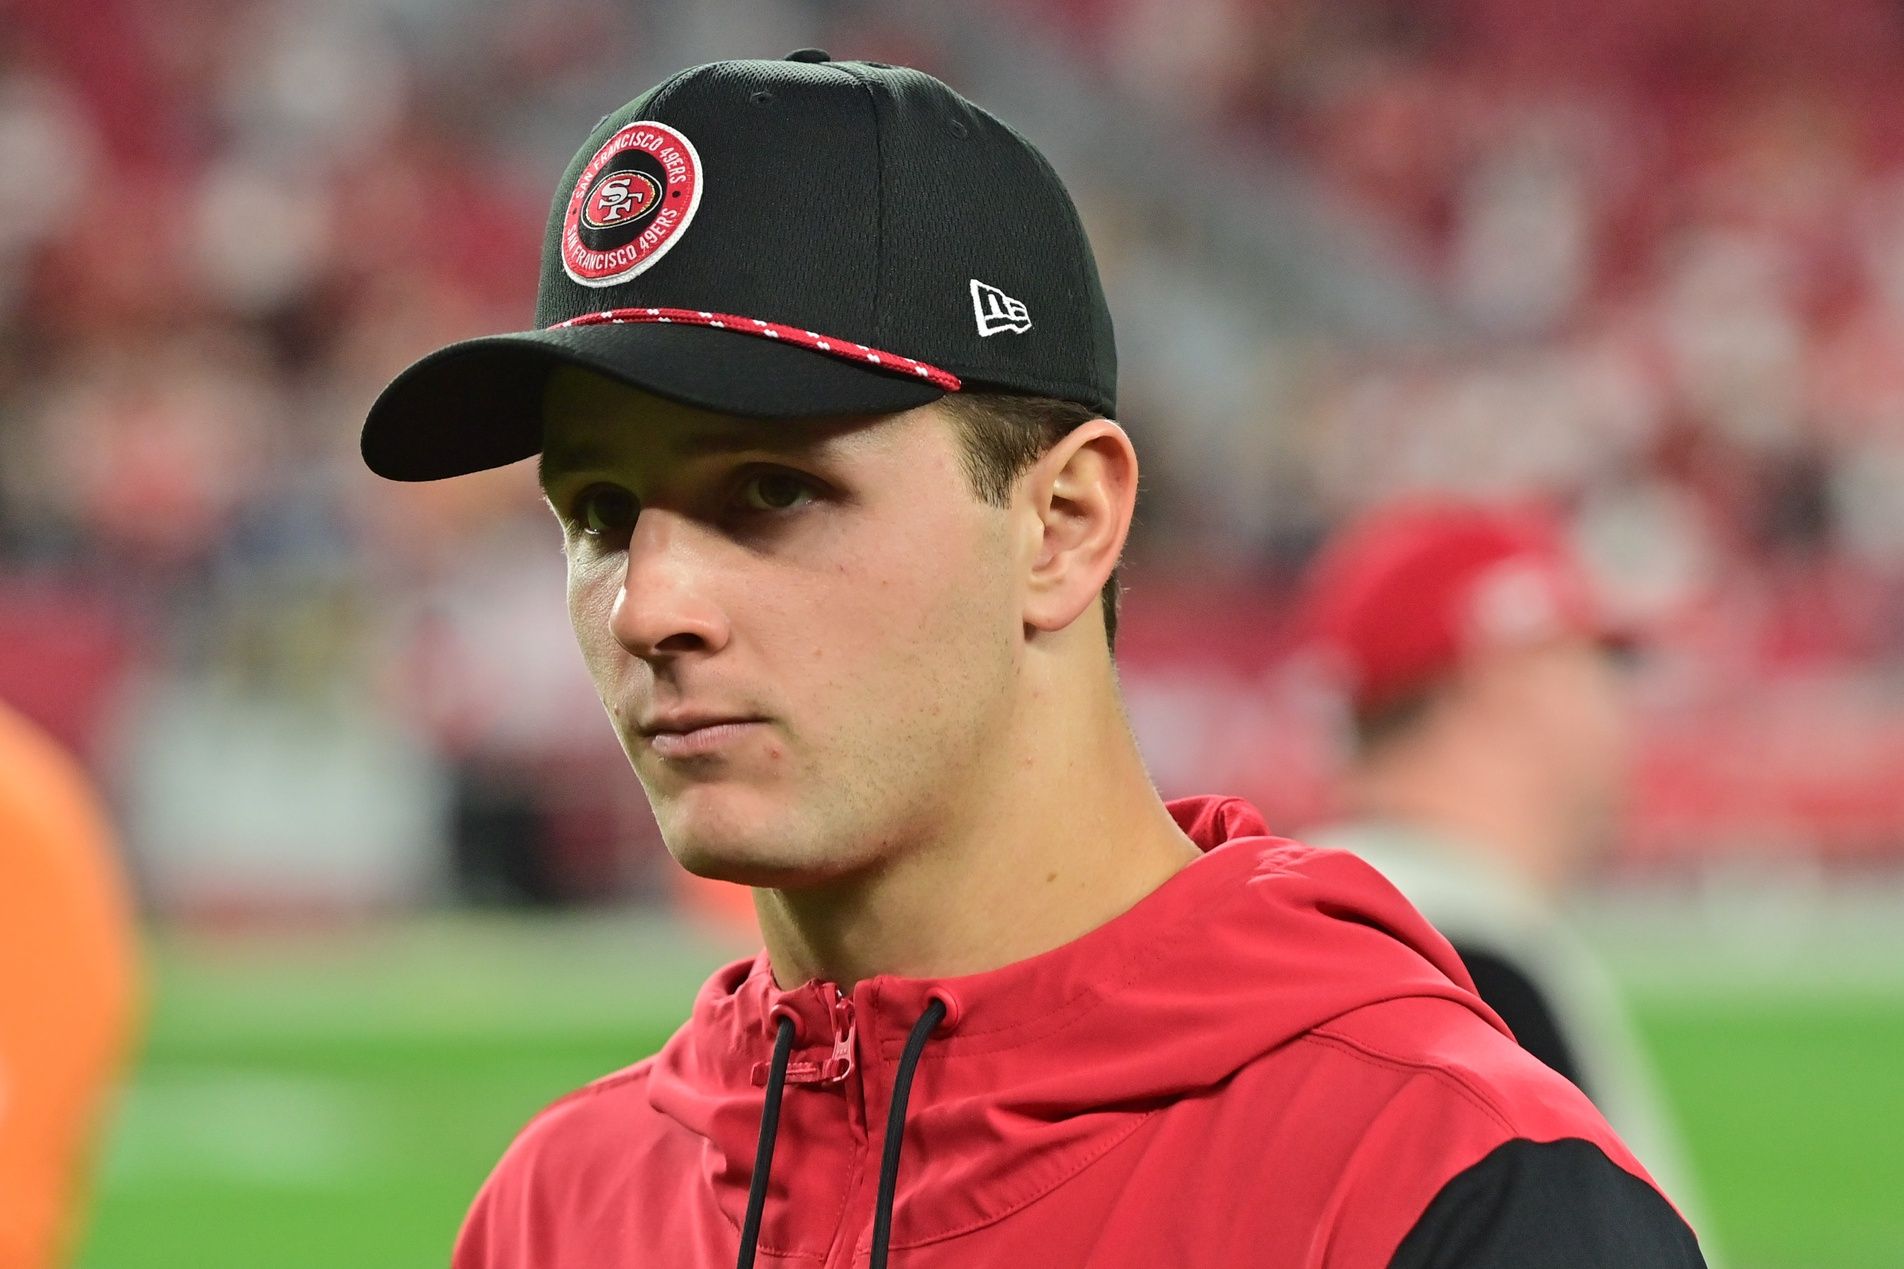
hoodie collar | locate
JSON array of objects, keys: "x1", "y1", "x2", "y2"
[
  {"x1": 731, "y1": 795, "x2": 1269, "y2": 1048},
  {"x1": 648, "y1": 795, "x2": 1497, "y2": 1251}
]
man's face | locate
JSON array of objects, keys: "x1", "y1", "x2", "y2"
[
  {"x1": 1522, "y1": 637, "x2": 1632, "y2": 870},
  {"x1": 538, "y1": 369, "x2": 1025, "y2": 887}
]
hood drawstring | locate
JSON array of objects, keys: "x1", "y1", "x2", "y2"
[
  {"x1": 870, "y1": 996, "x2": 949, "y2": 1269},
  {"x1": 735, "y1": 1013, "x2": 796, "y2": 1269},
  {"x1": 734, "y1": 996, "x2": 950, "y2": 1269}
]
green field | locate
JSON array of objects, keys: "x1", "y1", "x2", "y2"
[{"x1": 74, "y1": 912, "x2": 1904, "y2": 1268}]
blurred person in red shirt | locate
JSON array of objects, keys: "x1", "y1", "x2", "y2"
[
  {"x1": 1296, "y1": 497, "x2": 1710, "y2": 1239},
  {"x1": 0, "y1": 699, "x2": 141, "y2": 1268}
]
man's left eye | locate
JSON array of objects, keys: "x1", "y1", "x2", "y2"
[{"x1": 739, "y1": 471, "x2": 815, "y2": 512}]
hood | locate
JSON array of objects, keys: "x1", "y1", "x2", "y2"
[{"x1": 646, "y1": 795, "x2": 1506, "y2": 1252}]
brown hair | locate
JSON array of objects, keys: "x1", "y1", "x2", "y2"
[{"x1": 936, "y1": 392, "x2": 1122, "y2": 650}]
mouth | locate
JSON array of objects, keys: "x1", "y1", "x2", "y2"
[{"x1": 637, "y1": 716, "x2": 769, "y2": 760}]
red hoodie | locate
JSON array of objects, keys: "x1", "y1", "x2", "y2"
[{"x1": 455, "y1": 797, "x2": 1703, "y2": 1267}]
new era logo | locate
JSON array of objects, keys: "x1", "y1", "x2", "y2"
[{"x1": 970, "y1": 279, "x2": 1032, "y2": 337}]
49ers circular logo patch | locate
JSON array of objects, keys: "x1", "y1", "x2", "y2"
[{"x1": 561, "y1": 121, "x2": 703, "y2": 287}]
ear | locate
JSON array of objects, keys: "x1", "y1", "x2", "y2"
[{"x1": 1019, "y1": 419, "x2": 1137, "y2": 635}]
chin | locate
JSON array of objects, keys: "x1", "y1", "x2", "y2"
[
  {"x1": 665, "y1": 840, "x2": 850, "y2": 890},
  {"x1": 668, "y1": 840, "x2": 790, "y2": 887},
  {"x1": 655, "y1": 790, "x2": 835, "y2": 888}
]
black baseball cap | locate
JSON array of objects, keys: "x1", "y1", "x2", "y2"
[{"x1": 361, "y1": 51, "x2": 1117, "y2": 481}]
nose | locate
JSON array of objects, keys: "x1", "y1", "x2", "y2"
[{"x1": 608, "y1": 509, "x2": 731, "y2": 660}]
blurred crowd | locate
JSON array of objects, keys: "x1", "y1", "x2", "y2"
[
  {"x1": 3, "y1": 0, "x2": 1902, "y2": 913},
  {"x1": 1032, "y1": 0, "x2": 1904, "y2": 659},
  {"x1": 0, "y1": 0, "x2": 648, "y2": 909},
  {"x1": 1022, "y1": 0, "x2": 1904, "y2": 868}
]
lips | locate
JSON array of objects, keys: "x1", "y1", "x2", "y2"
[
  {"x1": 641, "y1": 717, "x2": 768, "y2": 760},
  {"x1": 636, "y1": 712, "x2": 763, "y2": 738}
]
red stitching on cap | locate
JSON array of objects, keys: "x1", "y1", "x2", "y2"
[{"x1": 550, "y1": 307, "x2": 962, "y2": 391}]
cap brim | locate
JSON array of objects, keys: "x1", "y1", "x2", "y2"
[{"x1": 361, "y1": 321, "x2": 950, "y2": 482}]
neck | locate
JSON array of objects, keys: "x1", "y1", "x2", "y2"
[
  {"x1": 1345, "y1": 730, "x2": 1571, "y2": 899},
  {"x1": 755, "y1": 659, "x2": 1200, "y2": 992}
]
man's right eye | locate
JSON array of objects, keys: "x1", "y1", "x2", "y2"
[{"x1": 572, "y1": 486, "x2": 638, "y2": 536}]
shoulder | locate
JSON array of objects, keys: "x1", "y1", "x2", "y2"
[
  {"x1": 1305, "y1": 993, "x2": 1617, "y2": 1155},
  {"x1": 490, "y1": 1056, "x2": 665, "y2": 1187},
  {"x1": 515, "y1": 1058, "x2": 658, "y2": 1150},
  {"x1": 1447, "y1": 941, "x2": 1588, "y2": 1089},
  {"x1": 452, "y1": 1059, "x2": 665, "y2": 1268},
  {"x1": 1285, "y1": 997, "x2": 1701, "y2": 1264}
]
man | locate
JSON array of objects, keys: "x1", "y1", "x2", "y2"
[
  {"x1": 0, "y1": 700, "x2": 141, "y2": 1268},
  {"x1": 362, "y1": 53, "x2": 1704, "y2": 1266},
  {"x1": 1296, "y1": 498, "x2": 1705, "y2": 1223}
]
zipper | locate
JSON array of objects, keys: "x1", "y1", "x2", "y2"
[
  {"x1": 822, "y1": 986, "x2": 875, "y2": 1269},
  {"x1": 812, "y1": 991, "x2": 857, "y2": 1083},
  {"x1": 745, "y1": 985, "x2": 871, "y2": 1266},
  {"x1": 749, "y1": 989, "x2": 857, "y2": 1086}
]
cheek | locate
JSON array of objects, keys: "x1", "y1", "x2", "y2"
[
  {"x1": 801, "y1": 514, "x2": 1014, "y2": 711},
  {"x1": 1593, "y1": 694, "x2": 1632, "y2": 770},
  {"x1": 1559, "y1": 673, "x2": 1627, "y2": 777},
  {"x1": 566, "y1": 555, "x2": 624, "y2": 677}
]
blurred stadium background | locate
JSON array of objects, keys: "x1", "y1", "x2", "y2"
[{"x1": 2, "y1": 0, "x2": 1902, "y2": 1264}]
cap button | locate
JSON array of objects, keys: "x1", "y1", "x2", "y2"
[{"x1": 784, "y1": 48, "x2": 832, "y2": 63}]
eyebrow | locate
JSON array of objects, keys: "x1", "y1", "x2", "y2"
[{"x1": 537, "y1": 425, "x2": 824, "y2": 490}]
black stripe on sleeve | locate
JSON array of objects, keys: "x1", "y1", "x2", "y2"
[{"x1": 1388, "y1": 1137, "x2": 1706, "y2": 1269}]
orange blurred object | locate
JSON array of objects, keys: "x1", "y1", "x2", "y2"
[
  {"x1": 669, "y1": 868, "x2": 758, "y2": 941},
  {"x1": 0, "y1": 700, "x2": 142, "y2": 1268}
]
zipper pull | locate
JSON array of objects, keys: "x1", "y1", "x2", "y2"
[
  {"x1": 753, "y1": 992, "x2": 856, "y2": 1086},
  {"x1": 816, "y1": 993, "x2": 856, "y2": 1083}
]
